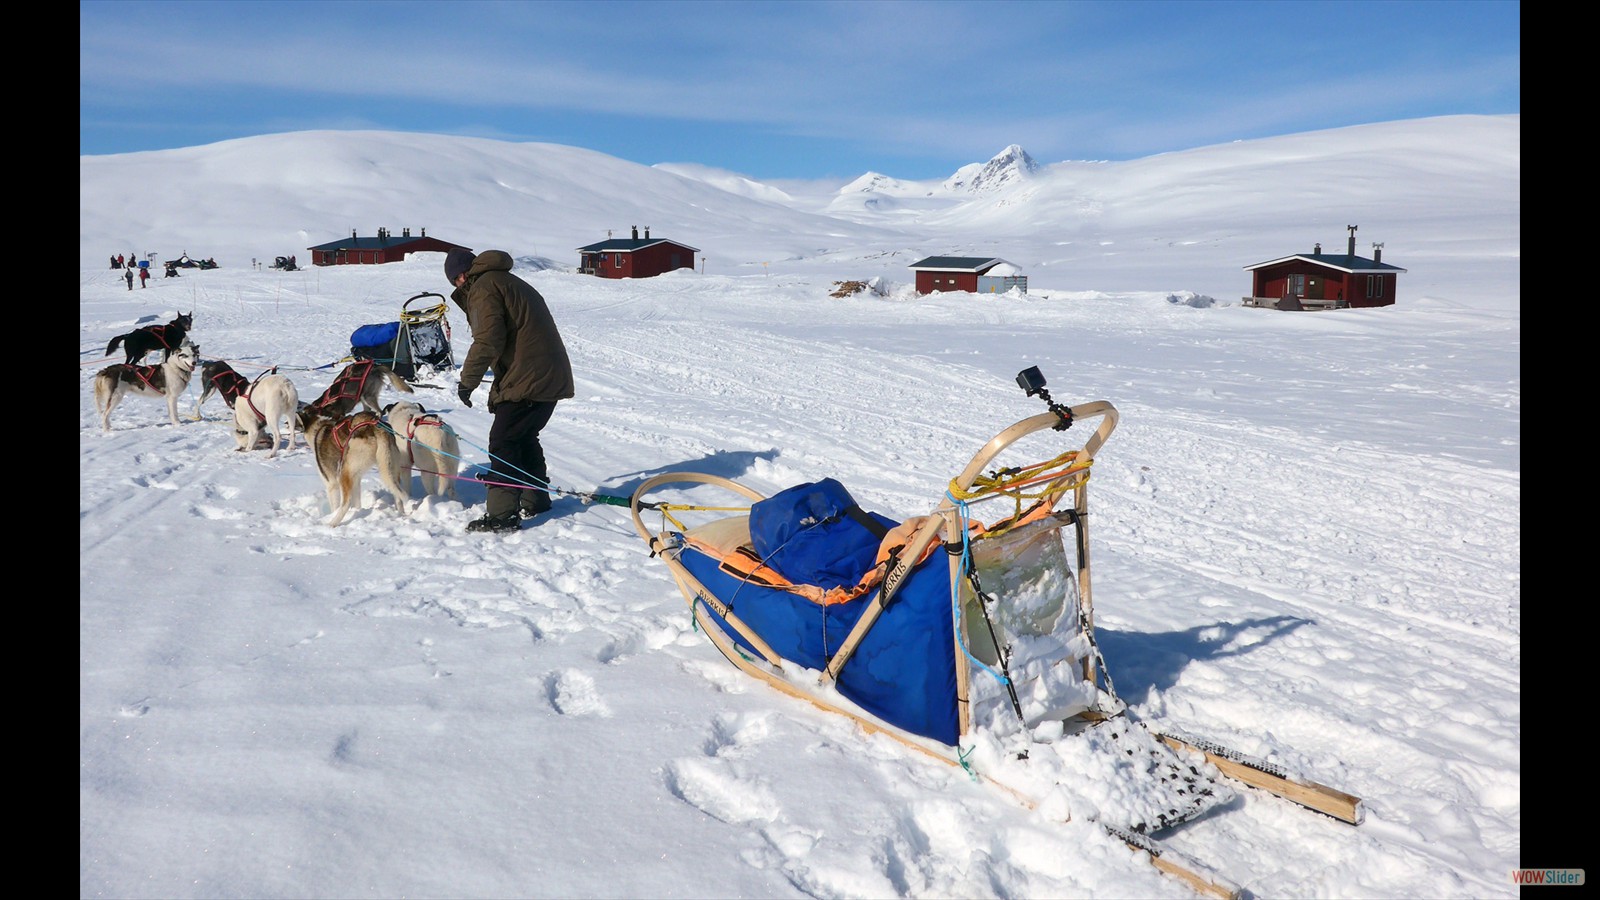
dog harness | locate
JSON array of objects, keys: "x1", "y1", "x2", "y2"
[
  {"x1": 139, "y1": 317, "x2": 188, "y2": 351},
  {"x1": 146, "y1": 324, "x2": 177, "y2": 350},
  {"x1": 241, "y1": 367, "x2": 282, "y2": 422},
  {"x1": 400, "y1": 413, "x2": 452, "y2": 465},
  {"x1": 311, "y1": 360, "x2": 377, "y2": 412},
  {"x1": 208, "y1": 367, "x2": 251, "y2": 407},
  {"x1": 117, "y1": 363, "x2": 167, "y2": 394},
  {"x1": 330, "y1": 415, "x2": 382, "y2": 460}
]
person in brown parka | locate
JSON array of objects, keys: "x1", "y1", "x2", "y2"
[{"x1": 447, "y1": 248, "x2": 575, "y2": 533}]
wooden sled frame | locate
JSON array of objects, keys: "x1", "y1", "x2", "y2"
[
  {"x1": 629, "y1": 400, "x2": 1361, "y2": 898},
  {"x1": 629, "y1": 400, "x2": 1120, "y2": 743}
]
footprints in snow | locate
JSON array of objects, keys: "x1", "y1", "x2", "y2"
[{"x1": 544, "y1": 668, "x2": 611, "y2": 717}]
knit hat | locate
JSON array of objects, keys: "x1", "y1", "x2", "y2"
[{"x1": 444, "y1": 248, "x2": 476, "y2": 284}]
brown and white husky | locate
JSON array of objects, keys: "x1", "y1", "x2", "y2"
[{"x1": 299, "y1": 409, "x2": 411, "y2": 527}]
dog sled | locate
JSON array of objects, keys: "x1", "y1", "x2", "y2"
[
  {"x1": 629, "y1": 368, "x2": 1364, "y2": 898},
  {"x1": 349, "y1": 292, "x2": 456, "y2": 383}
]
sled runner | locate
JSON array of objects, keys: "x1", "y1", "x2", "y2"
[
  {"x1": 629, "y1": 368, "x2": 1363, "y2": 897},
  {"x1": 349, "y1": 292, "x2": 456, "y2": 383}
]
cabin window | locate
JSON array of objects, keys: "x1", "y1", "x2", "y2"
[
  {"x1": 1286, "y1": 274, "x2": 1305, "y2": 297},
  {"x1": 1366, "y1": 275, "x2": 1379, "y2": 299},
  {"x1": 614, "y1": 254, "x2": 623, "y2": 267}
]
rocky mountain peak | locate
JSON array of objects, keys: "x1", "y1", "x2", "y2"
[{"x1": 944, "y1": 144, "x2": 1040, "y2": 193}]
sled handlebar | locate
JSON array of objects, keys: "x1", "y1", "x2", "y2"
[{"x1": 823, "y1": 400, "x2": 1117, "y2": 684}]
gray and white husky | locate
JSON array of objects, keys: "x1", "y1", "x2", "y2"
[{"x1": 94, "y1": 339, "x2": 199, "y2": 431}]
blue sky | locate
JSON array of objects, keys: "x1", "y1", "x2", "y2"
[{"x1": 79, "y1": 0, "x2": 1519, "y2": 182}]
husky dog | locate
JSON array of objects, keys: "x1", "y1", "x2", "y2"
[
  {"x1": 299, "y1": 409, "x2": 411, "y2": 527},
  {"x1": 304, "y1": 359, "x2": 414, "y2": 421},
  {"x1": 233, "y1": 372, "x2": 300, "y2": 458},
  {"x1": 195, "y1": 359, "x2": 252, "y2": 417},
  {"x1": 383, "y1": 401, "x2": 461, "y2": 500},
  {"x1": 106, "y1": 312, "x2": 193, "y2": 365},
  {"x1": 94, "y1": 340, "x2": 200, "y2": 431}
]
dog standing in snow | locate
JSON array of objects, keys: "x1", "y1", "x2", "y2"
[
  {"x1": 94, "y1": 340, "x2": 199, "y2": 431},
  {"x1": 232, "y1": 372, "x2": 300, "y2": 458},
  {"x1": 300, "y1": 409, "x2": 410, "y2": 527},
  {"x1": 105, "y1": 312, "x2": 193, "y2": 366},
  {"x1": 383, "y1": 401, "x2": 461, "y2": 500}
]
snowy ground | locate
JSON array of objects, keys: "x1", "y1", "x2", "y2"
[{"x1": 80, "y1": 251, "x2": 1519, "y2": 898}]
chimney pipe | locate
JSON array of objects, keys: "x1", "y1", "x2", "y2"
[
  {"x1": 403, "y1": 227, "x2": 410, "y2": 238},
  {"x1": 631, "y1": 225, "x2": 639, "y2": 240},
  {"x1": 644, "y1": 226, "x2": 650, "y2": 239},
  {"x1": 1347, "y1": 224, "x2": 1358, "y2": 257},
  {"x1": 1372, "y1": 242, "x2": 1383, "y2": 264},
  {"x1": 421, "y1": 227, "x2": 426, "y2": 237},
  {"x1": 352, "y1": 228, "x2": 357, "y2": 240},
  {"x1": 1313, "y1": 242, "x2": 1321, "y2": 256}
]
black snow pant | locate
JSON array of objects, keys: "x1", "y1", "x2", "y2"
[{"x1": 485, "y1": 399, "x2": 558, "y2": 518}]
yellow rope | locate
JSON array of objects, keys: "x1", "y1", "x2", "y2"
[
  {"x1": 650, "y1": 502, "x2": 751, "y2": 532},
  {"x1": 400, "y1": 303, "x2": 448, "y2": 325},
  {"x1": 948, "y1": 451, "x2": 1093, "y2": 536}
]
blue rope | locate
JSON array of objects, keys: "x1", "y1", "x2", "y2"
[
  {"x1": 946, "y1": 490, "x2": 1010, "y2": 687},
  {"x1": 449, "y1": 428, "x2": 551, "y2": 494}
]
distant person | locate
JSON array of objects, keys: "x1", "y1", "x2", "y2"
[
  {"x1": 124, "y1": 267, "x2": 134, "y2": 291},
  {"x1": 138, "y1": 265, "x2": 150, "y2": 288},
  {"x1": 110, "y1": 255, "x2": 119, "y2": 269},
  {"x1": 165, "y1": 263, "x2": 179, "y2": 278},
  {"x1": 446, "y1": 247, "x2": 575, "y2": 534}
]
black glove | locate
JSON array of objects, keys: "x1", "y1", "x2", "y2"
[{"x1": 457, "y1": 385, "x2": 473, "y2": 408}]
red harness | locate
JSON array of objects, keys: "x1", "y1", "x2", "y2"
[
  {"x1": 208, "y1": 368, "x2": 251, "y2": 406},
  {"x1": 401, "y1": 414, "x2": 448, "y2": 460},
  {"x1": 142, "y1": 322, "x2": 181, "y2": 351},
  {"x1": 118, "y1": 363, "x2": 167, "y2": 394},
  {"x1": 312, "y1": 360, "x2": 376, "y2": 412},
  {"x1": 330, "y1": 415, "x2": 381, "y2": 459},
  {"x1": 241, "y1": 367, "x2": 282, "y2": 422}
]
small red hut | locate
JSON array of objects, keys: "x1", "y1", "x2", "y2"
[
  {"x1": 307, "y1": 227, "x2": 470, "y2": 267},
  {"x1": 577, "y1": 226, "x2": 699, "y2": 279},
  {"x1": 1244, "y1": 226, "x2": 1406, "y2": 310}
]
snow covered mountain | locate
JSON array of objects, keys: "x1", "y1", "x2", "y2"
[
  {"x1": 942, "y1": 143, "x2": 1040, "y2": 193},
  {"x1": 78, "y1": 115, "x2": 1519, "y2": 308}
]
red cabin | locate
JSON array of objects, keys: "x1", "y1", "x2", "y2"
[
  {"x1": 1244, "y1": 226, "x2": 1406, "y2": 310},
  {"x1": 307, "y1": 227, "x2": 470, "y2": 267},
  {"x1": 908, "y1": 256, "x2": 1025, "y2": 294},
  {"x1": 577, "y1": 226, "x2": 699, "y2": 279}
]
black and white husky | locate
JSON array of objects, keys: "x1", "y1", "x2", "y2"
[
  {"x1": 94, "y1": 340, "x2": 199, "y2": 431},
  {"x1": 383, "y1": 401, "x2": 461, "y2": 500},
  {"x1": 300, "y1": 409, "x2": 411, "y2": 527},
  {"x1": 194, "y1": 359, "x2": 251, "y2": 417},
  {"x1": 105, "y1": 312, "x2": 193, "y2": 365}
]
